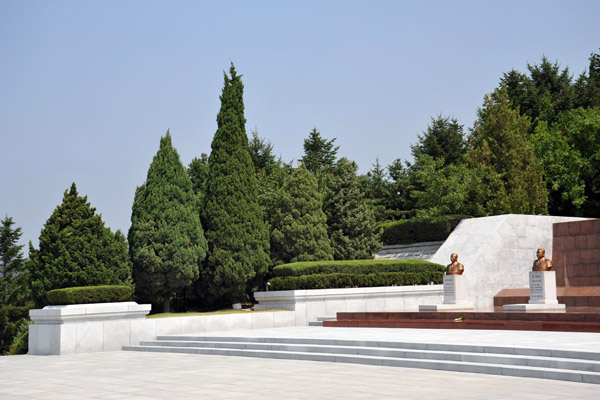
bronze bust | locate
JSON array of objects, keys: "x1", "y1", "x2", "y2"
[
  {"x1": 446, "y1": 253, "x2": 464, "y2": 275},
  {"x1": 532, "y1": 248, "x2": 553, "y2": 271}
]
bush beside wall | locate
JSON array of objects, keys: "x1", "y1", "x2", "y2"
[
  {"x1": 46, "y1": 285, "x2": 133, "y2": 305},
  {"x1": 379, "y1": 215, "x2": 468, "y2": 245},
  {"x1": 269, "y1": 259, "x2": 445, "y2": 290}
]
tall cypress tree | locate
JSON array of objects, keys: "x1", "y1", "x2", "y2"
[
  {"x1": 129, "y1": 131, "x2": 207, "y2": 313},
  {"x1": 271, "y1": 166, "x2": 333, "y2": 265},
  {"x1": 28, "y1": 183, "x2": 132, "y2": 307},
  {"x1": 323, "y1": 158, "x2": 382, "y2": 260},
  {"x1": 201, "y1": 64, "x2": 270, "y2": 304}
]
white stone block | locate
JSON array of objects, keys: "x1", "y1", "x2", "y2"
[
  {"x1": 130, "y1": 319, "x2": 157, "y2": 345},
  {"x1": 205, "y1": 315, "x2": 229, "y2": 332},
  {"x1": 529, "y1": 271, "x2": 558, "y2": 304},
  {"x1": 181, "y1": 316, "x2": 206, "y2": 333},
  {"x1": 156, "y1": 317, "x2": 182, "y2": 336},
  {"x1": 76, "y1": 322, "x2": 103, "y2": 354},
  {"x1": 103, "y1": 320, "x2": 131, "y2": 351},
  {"x1": 229, "y1": 313, "x2": 252, "y2": 330},
  {"x1": 273, "y1": 311, "x2": 296, "y2": 328},
  {"x1": 250, "y1": 313, "x2": 273, "y2": 329}
]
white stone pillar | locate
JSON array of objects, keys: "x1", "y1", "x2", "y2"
[
  {"x1": 528, "y1": 271, "x2": 558, "y2": 304},
  {"x1": 419, "y1": 275, "x2": 473, "y2": 311}
]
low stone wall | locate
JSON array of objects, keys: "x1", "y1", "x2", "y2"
[
  {"x1": 254, "y1": 285, "x2": 444, "y2": 325},
  {"x1": 29, "y1": 302, "x2": 296, "y2": 355}
]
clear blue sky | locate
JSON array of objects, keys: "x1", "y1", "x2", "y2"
[{"x1": 1, "y1": 0, "x2": 599, "y2": 250}]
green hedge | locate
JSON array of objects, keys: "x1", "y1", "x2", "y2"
[
  {"x1": 379, "y1": 215, "x2": 469, "y2": 245},
  {"x1": 269, "y1": 271, "x2": 444, "y2": 290},
  {"x1": 46, "y1": 285, "x2": 133, "y2": 305},
  {"x1": 273, "y1": 259, "x2": 444, "y2": 277}
]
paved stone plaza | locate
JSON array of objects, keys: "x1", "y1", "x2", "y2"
[{"x1": 2, "y1": 327, "x2": 600, "y2": 399}]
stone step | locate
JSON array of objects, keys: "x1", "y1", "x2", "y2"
[
  {"x1": 123, "y1": 337, "x2": 600, "y2": 384},
  {"x1": 133, "y1": 339, "x2": 600, "y2": 372}
]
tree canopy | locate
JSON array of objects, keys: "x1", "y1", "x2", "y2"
[
  {"x1": 28, "y1": 183, "x2": 132, "y2": 307},
  {"x1": 201, "y1": 64, "x2": 271, "y2": 304},
  {"x1": 129, "y1": 131, "x2": 207, "y2": 313}
]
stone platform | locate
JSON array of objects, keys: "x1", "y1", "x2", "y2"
[{"x1": 323, "y1": 311, "x2": 600, "y2": 332}]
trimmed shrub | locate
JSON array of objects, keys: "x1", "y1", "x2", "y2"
[
  {"x1": 273, "y1": 259, "x2": 443, "y2": 277},
  {"x1": 379, "y1": 215, "x2": 468, "y2": 245},
  {"x1": 269, "y1": 271, "x2": 444, "y2": 290},
  {"x1": 268, "y1": 259, "x2": 445, "y2": 290},
  {"x1": 46, "y1": 285, "x2": 133, "y2": 305}
]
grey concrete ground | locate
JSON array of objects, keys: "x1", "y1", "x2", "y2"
[{"x1": 1, "y1": 327, "x2": 600, "y2": 399}]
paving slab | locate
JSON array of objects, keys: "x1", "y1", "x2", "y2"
[{"x1": 1, "y1": 327, "x2": 600, "y2": 399}]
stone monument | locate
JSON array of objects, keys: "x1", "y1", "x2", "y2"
[
  {"x1": 419, "y1": 253, "x2": 474, "y2": 312},
  {"x1": 503, "y1": 249, "x2": 566, "y2": 312}
]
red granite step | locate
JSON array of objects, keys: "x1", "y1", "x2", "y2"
[{"x1": 324, "y1": 311, "x2": 600, "y2": 332}]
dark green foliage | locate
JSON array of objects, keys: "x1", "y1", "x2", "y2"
[
  {"x1": 501, "y1": 56, "x2": 575, "y2": 129},
  {"x1": 201, "y1": 64, "x2": 271, "y2": 304},
  {"x1": 301, "y1": 127, "x2": 339, "y2": 176},
  {"x1": 273, "y1": 259, "x2": 445, "y2": 276},
  {"x1": 270, "y1": 166, "x2": 333, "y2": 265},
  {"x1": 188, "y1": 153, "x2": 209, "y2": 202},
  {"x1": 358, "y1": 158, "x2": 391, "y2": 222},
  {"x1": 0, "y1": 216, "x2": 28, "y2": 306},
  {"x1": 46, "y1": 285, "x2": 133, "y2": 305},
  {"x1": 249, "y1": 130, "x2": 291, "y2": 230},
  {"x1": 0, "y1": 304, "x2": 32, "y2": 355},
  {"x1": 323, "y1": 158, "x2": 382, "y2": 260},
  {"x1": 28, "y1": 183, "x2": 132, "y2": 307},
  {"x1": 379, "y1": 215, "x2": 467, "y2": 245},
  {"x1": 411, "y1": 115, "x2": 466, "y2": 166},
  {"x1": 129, "y1": 132, "x2": 207, "y2": 313},
  {"x1": 7, "y1": 319, "x2": 30, "y2": 355},
  {"x1": 574, "y1": 50, "x2": 600, "y2": 108},
  {"x1": 270, "y1": 272, "x2": 444, "y2": 290},
  {"x1": 468, "y1": 87, "x2": 548, "y2": 215},
  {"x1": 386, "y1": 159, "x2": 416, "y2": 220},
  {"x1": 410, "y1": 156, "x2": 486, "y2": 218}
]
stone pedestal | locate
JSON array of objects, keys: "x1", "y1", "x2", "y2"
[
  {"x1": 503, "y1": 271, "x2": 566, "y2": 312},
  {"x1": 419, "y1": 275, "x2": 474, "y2": 311}
]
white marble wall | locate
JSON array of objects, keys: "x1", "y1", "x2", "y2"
[
  {"x1": 429, "y1": 214, "x2": 588, "y2": 311},
  {"x1": 29, "y1": 302, "x2": 297, "y2": 355},
  {"x1": 254, "y1": 285, "x2": 444, "y2": 325}
]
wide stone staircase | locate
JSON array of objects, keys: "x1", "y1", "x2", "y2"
[
  {"x1": 374, "y1": 241, "x2": 444, "y2": 261},
  {"x1": 123, "y1": 334, "x2": 600, "y2": 384}
]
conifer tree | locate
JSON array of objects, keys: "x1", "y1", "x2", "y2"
[
  {"x1": 28, "y1": 183, "x2": 132, "y2": 307},
  {"x1": 270, "y1": 166, "x2": 333, "y2": 265},
  {"x1": 0, "y1": 216, "x2": 27, "y2": 305},
  {"x1": 129, "y1": 131, "x2": 207, "y2": 313},
  {"x1": 324, "y1": 158, "x2": 382, "y2": 260},
  {"x1": 301, "y1": 128, "x2": 339, "y2": 176},
  {"x1": 201, "y1": 64, "x2": 270, "y2": 304},
  {"x1": 468, "y1": 87, "x2": 548, "y2": 215}
]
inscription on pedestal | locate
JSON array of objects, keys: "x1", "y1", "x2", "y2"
[
  {"x1": 528, "y1": 271, "x2": 558, "y2": 305},
  {"x1": 529, "y1": 273, "x2": 544, "y2": 302}
]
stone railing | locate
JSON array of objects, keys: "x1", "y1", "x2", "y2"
[
  {"x1": 28, "y1": 302, "x2": 296, "y2": 355},
  {"x1": 254, "y1": 285, "x2": 444, "y2": 326}
]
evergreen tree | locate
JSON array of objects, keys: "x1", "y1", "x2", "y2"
[
  {"x1": 129, "y1": 132, "x2": 207, "y2": 313},
  {"x1": 324, "y1": 158, "x2": 382, "y2": 260},
  {"x1": 358, "y1": 158, "x2": 390, "y2": 222},
  {"x1": 201, "y1": 64, "x2": 270, "y2": 304},
  {"x1": 386, "y1": 158, "x2": 416, "y2": 220},
  {"x1": 500, "y1": 56, "x2": 574, "y2": 129},
  {"x1": 0, "y1": 216, "x2": 27, "y2": 305},
  {"x1": 574, "y1": 50, "x2": 600, "y2": 108},
  {"x1": 270, "y1": 166, "x2": 333, "y2": 265},
  {"x1": 301, "y1": 127, "x2": 339, "y2": 176},
  {"x1": 188, "y1": 153, "x2": 209, "y2": 197},
  {"x1": 468, "y1": 87, "x2": 548, "y2": 215},
  {"x1": 411, "y1": 115, "x2": 466, "y2": 166},
  {"x1": 28, "y1": 183, "x2": 132, "y2": 307}
]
